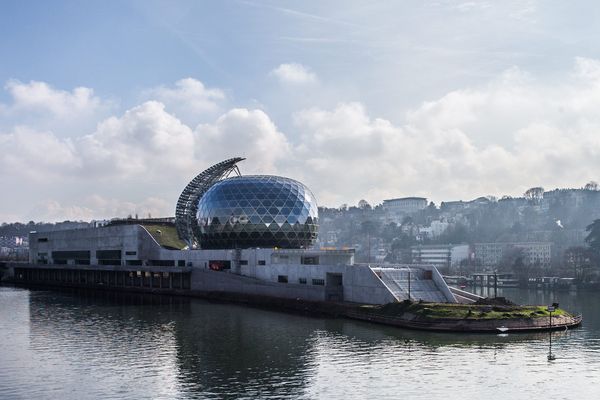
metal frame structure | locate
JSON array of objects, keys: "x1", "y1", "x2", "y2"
[{"x1": 175, "y1": 157, "x2": 244, "y2": 248}]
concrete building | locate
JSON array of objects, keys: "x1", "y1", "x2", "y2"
[
  {"x1": 419, "y1": 220, "x2": 450, "y2": 239},
  {"x1": 14, "y1": 158, "x2": 459, "y2": 306},
  {"x1": 25, "y1": 222, "x2": 456, "y2": 304},
  {"x1": 382, "y1": 197, "x2": 427, "y2": 221},
  {"x1": 474, "y1": 242, "x2": 552, "y2": 268},
  {"x1": 382, "y1": 197, "x2": 427, "y2": 214},
  {"x1": 410, "y1": 244, "x2": 470, "y2": 271}
]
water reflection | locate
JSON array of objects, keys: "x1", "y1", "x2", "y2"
[{"x1": 0, "y1": 286, "x2": 599, "y2": 400}]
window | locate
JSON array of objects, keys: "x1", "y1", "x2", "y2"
[
  {"x1": 299, "y1": 277, "x2": 307, "y2": 284},
  {"x1": 96, "y1": 250, "x2": 122, "y2": 259},
  {"x1": 125, "y1": 251, "x2": 137, "y2": 256},
  {"x1": 278, "y1": 275, "x2": 288, "y2": 283},
  {"x1": 37, "y1": 238, "x2": 48, "y2": 243},
  {"x1": 258, "y1": 260, "x2": 266, "y2": 265},
  {"x1": 240, "y1": 260, "x2": 248, "y2": 265},
  {"x1": 178, "y1": 260, "x2": 186, "y2": 267},
  {"x1": 312, "y1": 278, "x2": 325, "y2": 286},
  {"x1": 301, "y1": 256, "x2": 319, "y2": 265}
]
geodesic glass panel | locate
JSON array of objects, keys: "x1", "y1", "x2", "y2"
[{"x1": 196, "y1": 175, "x2": 319, "y2": 249}]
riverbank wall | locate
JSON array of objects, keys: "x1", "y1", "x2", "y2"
[{"x1": 2, "y1": 262, "x2": 582, "y2": 333}]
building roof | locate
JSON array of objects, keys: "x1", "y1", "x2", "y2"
[{"x1": 383, "y1": 197, "x2": 427, "y2": 203}]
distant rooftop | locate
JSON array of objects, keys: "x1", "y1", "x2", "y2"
[{"x1": 383, "y1": 197, "x2": 427, "y2": 202}]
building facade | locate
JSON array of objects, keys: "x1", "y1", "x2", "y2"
[
  {"x1": 474, "y1": 242, "x2": 552, "y2": 268},
  {"x1": 410, "y1": 244, "x2": 470, "y2": 271}
]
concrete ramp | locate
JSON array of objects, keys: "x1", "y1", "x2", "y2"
[
  {"x1": 373, "y1": 267, "x2": 450, "y2": 303},
  {"x1": 449, "y1": 286, "x2": 484, "y2": 304}
]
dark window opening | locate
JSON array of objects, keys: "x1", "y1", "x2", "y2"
[
  {"x1": 148, "y1": 260, "x2": 175, "y2": 267},
  {"x1": 240, "y1": 260, "x2": 248, "y2": 265},
  {"x1": 312, "y1": 278, "x2": 325, "y2": 286},
  {"x1": 96, "y1": 250, "x2": 122, "y2": 260},
  {"x1": 278, "y1": 275, "x2": 288, "y2": 283},
  {"x1": 258, "y1": 260, "x2": 266, "y2": 265},
  {"x1": 98, "y1": 259, "x2": 121, "y2": 266},
  {"x1": 37, "y1": 238, "x2": 48, "y2": 243},
  {"x1": 125, "y1": 251, "x2": 137, "y2": 256},
  {"x1": 178, "y1": 260, "x2": 186, "y2": 267},
  {"x1": 209, "y1": 260, "x2": 231, "y2": 271},
  {"x1": 299, "y1": 277, "x2": 307, "y2": 284},
  {"x1": 52, "y1": 250, "x2": 90, "y2": 260},
  {"x1": 301, "y1": 256, "x2": 319, "y2": 265}
]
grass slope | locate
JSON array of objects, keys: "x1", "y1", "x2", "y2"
[{"x1": 142, "y1": 224, "x2": 187, "y2": 250}]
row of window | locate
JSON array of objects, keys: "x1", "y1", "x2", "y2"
[{"x1": 277, "y1": 275, "x2": 324, "y2": 285}]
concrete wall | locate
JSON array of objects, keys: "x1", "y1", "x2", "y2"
[
  {"x1": 27, "y1": 225, "x2": 396, "y2": 305},
  {"x1": 342, "y1": 265, "x2": 398, "y2": 304},
  {"x1": 190, "y1": 268, "x2": 327, "y2": 302},
  {"x1": 30, "y1": 225, "x2": 143, "y2": 265}
]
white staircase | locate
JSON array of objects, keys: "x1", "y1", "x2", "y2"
[{"x1": 375, "y1": 268, "x2": 449, "y2": 303}]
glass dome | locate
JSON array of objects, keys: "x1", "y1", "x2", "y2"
[{"x1": 196, "y1": 175, "x2": 319, "y2": 249}]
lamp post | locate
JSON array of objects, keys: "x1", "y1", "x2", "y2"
[
  {"x1": 407, "y1": 267, "x2": 411, "y2": 302},
  {"x1": 547, "y1": 302, "x2": 559, "y2": 361},
  {"x1": 494, "y1": 270, "x2": 498, "y2": 298}
]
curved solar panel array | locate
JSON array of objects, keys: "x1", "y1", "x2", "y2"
[
  {"x1": 196, "y1": 175, "x2": 319, "y2": 249},
  {"x1": 174, "y1": 157, "x2": 244, "y2": 248}
]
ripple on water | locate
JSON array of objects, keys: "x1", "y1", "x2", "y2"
[{"x1": 1, "y1": 286, "x2": 600, "y2": 399}]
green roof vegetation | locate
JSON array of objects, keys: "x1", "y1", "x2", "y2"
[
  {"x1": 141, "y1": 224, "x2": 187, "y2": 250},
  {"x1": 368, "y1": 301, "x2": 568, "y2": 320}
]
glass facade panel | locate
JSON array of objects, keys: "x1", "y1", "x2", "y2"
[{"x1": 196, "y1": 175, "x2": 318, "y2": 249}]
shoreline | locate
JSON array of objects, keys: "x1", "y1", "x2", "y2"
[{"x1": 1, "y1": 281, "x2": 582, "y2": 334}]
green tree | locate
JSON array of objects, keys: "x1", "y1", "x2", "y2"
[
  {"x1": 585, "y1": 219, "x2": 600, "y2": 271},
  {"x1": 585, "y1": 219, "x2": 600, "y2": 253}
]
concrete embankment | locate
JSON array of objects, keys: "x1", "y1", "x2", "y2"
[
  {"x1": 343, "y1": 309, "x2": 582, "y2": 333},
  {"x1": 2, "y1": 262, "x2": 582, "y2": 333}
]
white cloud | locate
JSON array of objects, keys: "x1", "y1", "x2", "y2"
[
  {"x1": 143, "y1": 78, "x2": 225, "y2": 126},
  {"x1": 196, "y1": 108, "x2": 290, "y2": 173},
  {"x1": 5, "y1": 80, "x2": 101, "y2": 116},
  {"x1": 5, "y1": 58, "x2": 600, "y2": 220},
  {"x1": 270, "y1": 63, "x2": 318, "y2": 85},
  {"x1": 0, "y1": 80, "x2": 114, "y2": 136},
  {"x1": 0, "y1": 126, "x2": 80, "y2": 181},
  {"x1": 290, "y1": 58, "x2": 600, "y2": 206},
  {"x1": 29, "y1": 195, "x2": 172, "y2": 222},
  {"x1": 79, "y1": 101, "x2": 196, "y2": 179}
]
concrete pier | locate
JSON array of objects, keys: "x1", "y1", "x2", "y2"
[{"x1": 8, "y1": 263, "x2": 192, "y2": 292}]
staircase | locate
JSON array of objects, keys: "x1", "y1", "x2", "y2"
[{"x1": 375, "y1": 268, "x2": 449, "y2": 303}]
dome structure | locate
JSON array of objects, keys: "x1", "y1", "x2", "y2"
[{"x1": 196, "y1": 175, "x2": 318, "y2": 249}]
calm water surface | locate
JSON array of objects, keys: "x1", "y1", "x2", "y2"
[{"x1": 0, "y1": 285, "x2": 598, "y2": 400}]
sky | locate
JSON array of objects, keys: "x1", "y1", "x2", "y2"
[{"x1": 3, "y1": 0, "x2": 600, "y2": 222}]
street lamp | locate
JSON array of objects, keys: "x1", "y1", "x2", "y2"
[
  {"x1": 407, "y1": 267, "x2": 412, "y2": 302},
  {"x1": 547, "y1": 302, "x2": 559, "y2": 361}
]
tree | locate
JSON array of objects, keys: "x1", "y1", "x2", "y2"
[
  {"x1": 585, "y1": 181, "x2": 599, "y2": 191},
  {"x1": 524, "y1": 187, "x2": 544, "y2": 202},
  {"x1": 358, "y1": 199, "x2": 371, "y2": 210},
  {"x1": 585, "y1": 219, "x2": 600, "y2": 254}
]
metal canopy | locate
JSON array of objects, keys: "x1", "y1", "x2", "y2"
[{"x1": 175, "y1": 157, "x2": 244, "y2": 248}]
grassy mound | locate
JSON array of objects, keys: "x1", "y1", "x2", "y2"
[
  {"x1": 142, "y1": 224, "x2": 187, "y2": 250},
  {"x1": 367, "y1": 301, "x2": 567, "y2": 320}
]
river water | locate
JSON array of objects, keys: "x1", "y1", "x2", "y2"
[{"x1": 0, "y1": 285, "x2": 598, "y2": 400}]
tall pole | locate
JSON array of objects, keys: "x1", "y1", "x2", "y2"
[
  {"x1": 549, "y1": 310, "x2": 552, "y2": 357},
  {"x1": 408, "y1": 268, "x2": 411, "y2": 301},
  {"x1": 494, "y1": 271, "x2": 498, "y2": 298},
  {"x1": 548, "y1": 309, "x2": 554, "y2": 360},
  {"x1": 368, "y1": 231, "x2": 371, "y2": 264}
]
